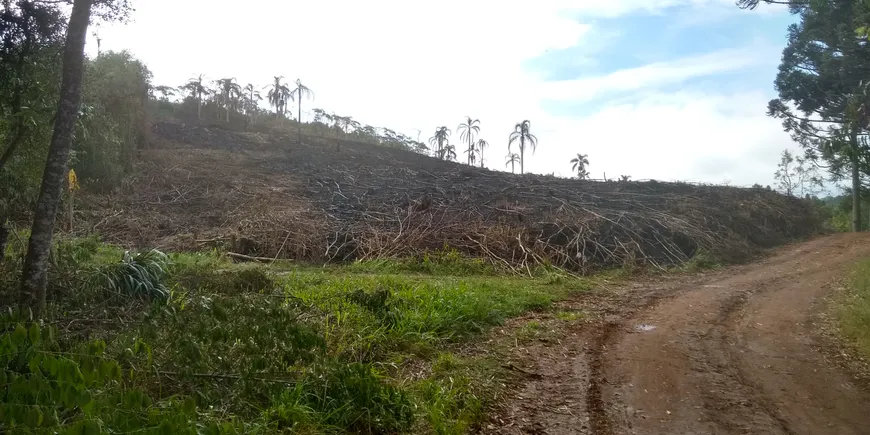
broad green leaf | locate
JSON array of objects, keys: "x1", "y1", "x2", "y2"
[
  {"x1": 182, "y1": 396, "x2": 196, "y2": 415},
  {"x1": 10, "y1": 324, "x2": 27, "y2": 345},
  {"x1": 27, "y1": 323, "x2": 40, "y2": 345}
]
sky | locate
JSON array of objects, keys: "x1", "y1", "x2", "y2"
[{"x1": 91, "y1": 0, "x2": 808, "y2": 187}]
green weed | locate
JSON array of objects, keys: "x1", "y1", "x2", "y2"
[
  {"x1": 837, "y1": 258, "x2": 870, "y2": 360},
  {"x1": 681, "y1": 249, "x2": 721, "y2": 272},
  {"x1": 349, "y1": 248, "x2": 498, "y2": 276},
  {"x1": 90, "y1": 249, "x2": 171, "y2": 300},
  {"x1": 555, "y1": 310, "x2": 586, "y2": 322},
  {"x1": 6, "y1": 236, "x2": 609, "y2": 434},
  {"x1": 516, "y1": 320, "x2": 545, "y2": 341}
]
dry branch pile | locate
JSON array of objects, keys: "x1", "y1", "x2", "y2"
[{"x1": 77, "y1": 121, "x2": 822, "y2": 273}]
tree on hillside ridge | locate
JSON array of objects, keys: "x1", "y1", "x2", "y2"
[
  {"x1": 476, "y1": 139, "x2": 489, "y2": 168},
  {"x1": 457, "y1": 116, "x2": 480, "y2": 165},
  {"x1": 182, "y1": 74, "x2": 209, "y2": 119},
  {"x1": 290, "y1": 78, "x2": 313, "y2": 143},
  {"x1": 443, "y1": 143, "x2": 457, "y2": 161},
  {"x1": 570, "y1": 153, "x2": 590, "y2": 180},
  {"x1": 217, "y1": 77, "x2": 241, "y2": 123},
  {"x1": 243, "y1": 83, "x2": 262, "y2": 126},
  {"x1": 464, "y1": 145, "x2": 477, "y2": 166},
  {"x1": 506, "y1": 153, "x2": 520, "y2": 174},
  {"x1": 508, "y1": 120, "x2": 537, "y2": 174},
  {"x1": 266, "y1": 75, "x2": 292, "y2": 125},
  {"x1": 774, "y1": 149, "x2": 823, "y2": 197},
  {"x1": 429, "y1": 126, "x2": 450, "y2": 159}
]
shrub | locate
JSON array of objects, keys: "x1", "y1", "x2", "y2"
[
  {"x1": 0, "y1": 308, "x2": 218, "y2": 434},
  {"x1": 266, "y1": 362, "x2": 414, "y2": 434},
  {"x1": 90, "y1": 249, "x2": 171, "y2": 300}
]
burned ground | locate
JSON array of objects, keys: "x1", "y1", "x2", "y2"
[{"x1": 76, "y1": 120, "x2": 822, "y2": 271}]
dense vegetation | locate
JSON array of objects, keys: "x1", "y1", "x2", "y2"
[
  {"x1": 746, "y1": 0, "x2": 870, "y2": 231},
  {"x1": 838, "y1": 257, "x2": 870, "y2": 363},
  {"x1": 1, "y1": 233, "x2": 599, "y2": 433}
]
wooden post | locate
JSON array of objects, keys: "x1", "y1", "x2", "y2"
[{"x1": 67, "y1": 168, "x2": 79, "y2": 233}]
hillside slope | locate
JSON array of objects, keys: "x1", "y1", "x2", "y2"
[{"x1": 78, "y1": 120, "x2": 822, "y2": 271}]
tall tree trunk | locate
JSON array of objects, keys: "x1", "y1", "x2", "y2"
[
  {"x1": 520, "y1": 140, "x2": 525, "y2": 175},
  {"x1": 468, "y1": 136, "x2": 472, "y2": 165},
  {"x1": 19, "y1": 0, "x2": 92, "y2": 317},
  {"x1": 197, "y1": 96, "x2": 202, "y2": 120},
  {"x1": 851, "y1": 127, "x2": 862, "y2": 232},
  {"x1": 250, "y1": 90, "x2": 255, "y2": 127},
  {"x1": 0, "y1": 214, "x2": 9, "y2": 261},
  {"x1": 298, "y1": 96, "x2": 302, "y2": 143}
]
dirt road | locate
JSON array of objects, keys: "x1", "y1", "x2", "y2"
[{"x1": 489, "y1": 233, "x2": 870, "y2": 435}]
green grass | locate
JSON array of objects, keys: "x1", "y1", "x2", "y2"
[
  {"x1": 837, "y1": 257, "x2": 870, "y2": 360},
  {"x1": 1, "y1": 239, "x2": 602, "y2": 434},
  {"x1": 679, "y1": 249, "x2": 721, "y2": 273}
]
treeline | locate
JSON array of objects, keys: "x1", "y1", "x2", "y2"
[
  {"x1": 746, "y1": 0, "x2": 870, "y2": 232},
  {"x1": 152, "y1": 77, "x2": 430, "y2": 154}
]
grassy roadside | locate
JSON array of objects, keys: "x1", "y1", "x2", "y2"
[
  {"x1": 836, "y1": 258, "x2": 870, "y2": 361},
  {"x1": 0, "y1": 236, "x2": 604, "y2": 434}
]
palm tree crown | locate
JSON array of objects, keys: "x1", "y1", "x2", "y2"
[
  {"x1": 266, "y1": 76, "x2": 293, "y2": 120},
  {"x1": 476, "y1": 139, "x2": 489, "y2": 168},
  {"x1": 505, "y1": 153, "x2": 520, "y2": 174},
  {"x1": 428, "y1": 126, "x2": 451, "y2": 159},
  {"x1": 457, "y1": 116, "x2": 480, "y2": 166},
  {"x1": 443, "y1": 143, "x2": 457, "y2": 161},
  {"x1": 217, "y1": 78, "x2": 242, "y2": 122},
  {"x1": 290, "y1": 78, "x2": 314, "y2": 142},
  {"x1": 508, "y1": 120, "x2": 537, "y2": 175},
  {"x1": 182, "y1": 74, "x2": 209, "y2": 119},
  {"x1": 570, "y1": 153, "x2": 590, "y2": 179}
]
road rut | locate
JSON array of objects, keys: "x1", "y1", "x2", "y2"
[{"x1": 488, "y1": 234, "x2": 870, "y2": 435}]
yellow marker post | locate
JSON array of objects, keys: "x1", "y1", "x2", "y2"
[{"x1": 68, "y1": 169, "x2": 79, "y2": 232}]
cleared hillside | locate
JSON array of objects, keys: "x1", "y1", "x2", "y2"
[{"x1": 77, "y1": 120, "x2": 823, "y2": 272}]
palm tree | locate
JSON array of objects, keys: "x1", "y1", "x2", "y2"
[
  {"x1": 336, "y1": 116, "x2": 359, "y2": 134},
  {"x1": 508, "y1": 120, "x2": 538, "y2": 175},
  {"x1": 153, "y1": 85, "x2": 177, "y2": 102},
  {"x1": 428, "y1": 126, "x2": 451, "y2": 159},
  {"x1": 208, "y1": 80, "x2": 222, "y2": 119},
  {"x1": 243, "y1": 83, "x2": 262, "y2": 126},
  {"x1": 217, "y1": 78, "x2": 242, "y2": 122},
  {"x1": 505, "y1": 153, "x2": 520, "y2": 174},
  {"x1": 464, "y1": 145, "x2": 477, "y2": 166},
  {"x1": 181, "y1": 74, "x2": 209, "y2": 119},
  {"x1": 457, "y1": 116, "x2": 480, "y2": 165},
  {"x1": 266, "y1": 76, "x2": 292, "y2": 125},
  {"x1": 290, "y1": 78, "x2": 314, "y2": 143},
  {"x1": 476, "y1": 139, "x2": 488, "y2": 168},
  {"x1": 619, "y1": 175, "x2": 631, "y2": 182},
  {"x1": 570, "y1": 153, "x2": 590, "y2": 179},
  {"x1": 443, "y1": 143, "x2": 457, "y2": 161}
]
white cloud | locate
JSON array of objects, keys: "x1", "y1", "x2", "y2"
[
  {"x1": 524, "y1": 90, "x2": 797, "y2": 186},
  {"x1": 538, "y1": 46, "x2": 779, "y2": 104},
  {"x1": 88, "y1": 0, "x2": 797, "y2": 187}
]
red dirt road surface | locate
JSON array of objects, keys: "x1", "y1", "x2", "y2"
[{"x1": 489, "y1": 233, "x2": 870, "y2": 435}]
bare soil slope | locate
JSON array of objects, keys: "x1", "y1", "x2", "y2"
[
  {"x1": 79, "y1": 120, "x2": 822, "y2": 270},
  {"x1": 487, "y1": 233, "x2": 870, "y2": 435}
]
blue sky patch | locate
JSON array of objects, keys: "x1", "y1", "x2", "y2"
[{"x1": 525, "y1": 5, "x2": 796, "y2": 83}]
